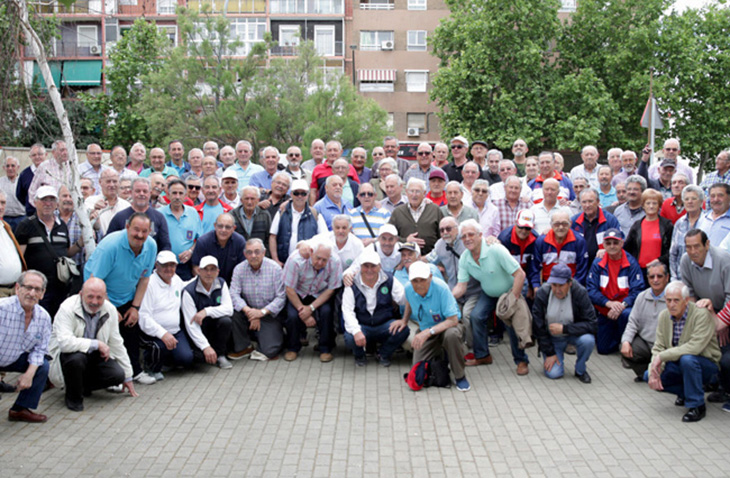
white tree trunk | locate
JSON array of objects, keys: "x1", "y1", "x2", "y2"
[{"x1": 14, "y1": 0, "x2": 96, "y2": 258}]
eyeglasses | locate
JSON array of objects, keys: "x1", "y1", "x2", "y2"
[
  {"x1": 516, "y1": 226, "x2": 532, "y2": 231},
  {"x1": 20, "y1": 284, "x2": 44, "y2": 293},
  {"x1": 188, "y1": 185, "x2": 201, "y2": 190},
  {"x1": 665, "y1": 148, "x2": 679, "y2": 152},
  {"x1": 288, "y1": 153, "x2": 301, "y2": 157},
  {"x1": 417, "y1": 152, "x2": 431, "y2": 156},
  {"x1": 215, "y1": 224, "x2": 234, "y2": 230},
  {"x1": 292, "y1": 191, "x2": 308, "y2": 197},
  {"x1": 359, "y1": 192, "x2": 375, "y2": 197},
  {"x1": 552, "y1": 222, "x2": 570, "y2": 227},
  {"x1": 648, "y1": 274, "x2": 666, "y2": 279},
  {"x1": 451, "y1": 145, "x2": 464, "y2": 149},
  {"x1": 439, "y1": 226, "x2": 454, "y2": 232},
  {"x1": 472, "y1": 188, "x2": 488, "y2": 194},
  {"x1": 245, "y1": 249, "x2": 264, "y2": 256}
]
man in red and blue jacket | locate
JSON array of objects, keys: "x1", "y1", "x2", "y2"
[
  {"x1": 586, "y1": 228, "x2": 645, "y2": 355},
  {"x1": 571, "y1": 188, "x2": 621, "y2": 266},
  {"x1": 530, "y1": 210, "x2": 588, "y2": 292},
  {"x1": 499, "y1": 210, "x2": 539, "y2": 298},
  {"x1": 527, "y1": 151, "x2": 575, "y2": 203}
]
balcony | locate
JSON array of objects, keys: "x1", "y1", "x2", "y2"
[
  {"x1": 270, "y1": 0, "x2": 344, "y2": 15},
  {"x1": 359, "y1": 0, "x2": 394, "y2": 10},
  {"x1": 271, "y1": 40, "x2": 343, "y2": 57}
]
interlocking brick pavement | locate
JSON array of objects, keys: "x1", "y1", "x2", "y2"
[{"x1": 1, "y1": 340, "x2": 727, "y2": 477}]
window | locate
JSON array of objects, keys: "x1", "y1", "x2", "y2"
[
  {"x1": 407, "y1": 113, "x2": 426, "y2": 133},
  {"x1": 314, "y1": 25, "x2": 335, "y2": 57},
  {"x1": 360, "y1": 31, "x2": 394, "y2": 51},
  {"x1": 157, "y1": 25, "x2": 178, "y2": 46},
  {"x1": 386, "y1": 113, "x2": 394, "y2": 131},
  {"x1": 77, "y1": 25, "x2": 98, "y2": 49},
  {"x1": 405, "y1": 70, "x2": 428, "y2": 92},
  {"x1": 279, "y1": 25, "x2": 300, "y2": 47},
  {"x1": 360, "y1": 0, "x2": 393, "y2": 9},
  {"x1": 358, "y1": 69, "x2": 395, "y2": 93},
  {"x1": 559, "y1": 0, "x2": 576, "y2": 12},
  {"x1": 407, "y1": 30, "x2": 427, "y2": 51},
  {"x1": 230, "y1": 18, "x2": 266, "y2": 55},
  {"x1": 157, "y1": 0, "x2": 176, "y2": 14},
  {"x1": 313, "y1": 0, "x2": 343, "y2": 14},
  {"x1": 408, "y1": 0, "x2": 426, "y2": 10}
]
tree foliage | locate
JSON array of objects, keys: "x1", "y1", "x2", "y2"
[{"x1": 139, "y1": 8, "x2": 389, "y2": 153}]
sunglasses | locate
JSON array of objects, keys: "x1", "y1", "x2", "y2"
[
  {"x1": 451, "y1": 145, "x2": 464, "y2": 149},
  {"x1": 472, "y1": 188, "x2": 488, "y2": 194},
  {"x1": 417, "y1": 152, "x2": 431, "y2": 156},
  {"x1": 288, "y1": 153, "x2": 301, "y2": 157},
  {"x1": 439, "y1": 226, "x2": 454, "y2": 232},
  {"x1": 359, "y1": 192, "x2": 375, "y2": 197},
  {"x1": 292, "y1": 191, "x2": 308, "y2": 197},
  {"x1": 188, "y1": 185, "x2": 201, "y2": 190}
]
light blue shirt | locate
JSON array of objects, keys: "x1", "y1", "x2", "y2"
[
  {"x1": 598, "y1": 187, "x2": 617, "y2": 208},
  {"x1": 139, "y1": 165, "x2": 179, "y2": 179},
  {"x1": 405, "y1": 277, "x2": 461, "y2": 331},
  {"x1": 200, "y1": 202, "x2": 224, "y2": 235},
  {"x1": 313, "y1": 195, "x2": 352, "y2": 230},
  {"x1": 395, "y1": 264, "x2": 444, "y2": 315},
  {"x1": 250, "y1": 170, "x2": 276, "y2": 190},
  {"x1": 84, "y1": 230, "x2": 157, "y2": 307},
  {"x1": 230, "y1": 162, "x2": 264, "y2": 187},
  {"x1": 160, "y1": 205, "x2": 201, "y2": 258},
  {"x1": 0, "y1": 296, "x2": 51, "y2": 367},
  {"x1": 698, "y1": 208, "x2": 730, "y2": 248}
]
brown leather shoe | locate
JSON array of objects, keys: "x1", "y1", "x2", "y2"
[
  {"x1": 284, "y1": 351, "x2": 298, "y2": 361},
  {"x1": 516, "y1": 362, "x2": 529, "y2": 376},
  {"x1": 227, "y1": 346, "x2": 255, "y2": 360},
  {"x1": 465, "y1": 355, "x2": 493, "y2": 366},
  {"x1": 320, "y1": 353, "x2": 334, "y2": 363},
  {"x1": 8, "y1": 408, "x2": 47, "y2": 423}
]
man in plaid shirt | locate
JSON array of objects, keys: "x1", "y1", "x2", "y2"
[{"x1": 493, "y1": 176, "x2": 532, "y2": 231}]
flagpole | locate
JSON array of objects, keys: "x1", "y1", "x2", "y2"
[{"x1": 648, "y1": 67, "x2": 655, "y2": 166}]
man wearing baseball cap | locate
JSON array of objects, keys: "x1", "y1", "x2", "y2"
[
  {"x1": 586, "y1": 228, "x2": 644, "y2": 355},
  {"x1": 342, "y1": 224, "x2": 402, "y2": 287},
  {"x1": 532, "y1": 263, "x2": 597, "y2": 383},
  {"x1": 442, "y1": 135, "x2": 470, "y2": 183},
  {"x1": 342, "y1": 249, "x2": 408, "y2": 367},
  {"x1": 396, "y1": 261, "x2": 470, "y2": 391},
  {"x1": 219, "y1": 168, "x2": 241, "y2": 209},
  {"x1": 498, "y1": 210, "x2": 540, "y2": 298}
]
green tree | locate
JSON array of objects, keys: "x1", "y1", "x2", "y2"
[
  {"x1": 139, "y1": 8, "x2": 389, "y2": 153},
  {"x1": 81, "y1": 18, "x2": 170, "y2": 149}
]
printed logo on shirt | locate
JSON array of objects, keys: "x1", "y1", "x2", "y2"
[
  {"x1": 431, "y1": 312, "x2": 443, "y2": 323},
  {"x1": 186, "y1": 230, "x2": 194, "y2": 240},
  {"x1": 216, "y1": 296, "x2": 221, "y2": 304},
  {"x1": 380, "y1": 286, "x2": 389, "y2": 295},
  {"x1": 141, "y1": 269, "x2": 148, "y2": 278},
  {"x1": 175, "y1": 290, "x2": 180, "y2": 297}
]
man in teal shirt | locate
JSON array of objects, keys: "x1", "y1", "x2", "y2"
[{"x1": 453, "y1": 219, "x2": 528, "y2": 375}]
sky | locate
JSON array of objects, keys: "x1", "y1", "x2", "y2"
[{"x1": 670, "y1": 0, "x2": 723, "y2": 11}]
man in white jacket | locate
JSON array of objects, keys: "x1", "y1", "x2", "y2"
[{"x1": 49, "y1": 278, "x2": 137, "y2": 412}]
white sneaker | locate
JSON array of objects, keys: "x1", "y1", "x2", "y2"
[
  {"x1": 152, "y1": 372, "x2": 165, "y2": 381},
  {"x1": 249, "y1": 350, "x2": 269, "y2": 361},
  {"x1": 217, "y1": 357, "x2": 233, "y2": 369},
  {"x1": 134, "y1": 371, "x2": 157, "y2": 385},
  {"x1": 106, "y1": 384, "x2": 124, "y2": 393}
]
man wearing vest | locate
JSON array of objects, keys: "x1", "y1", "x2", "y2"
[
  {"x1": 181, "y1": 255, "x2": 234, "y2": 370},
  {"x1": 586, "y1": 229, "x2": 645, "y2": 355},
  {"x1": 342, "y1": 249, "x2": 408, "y2": 367}
]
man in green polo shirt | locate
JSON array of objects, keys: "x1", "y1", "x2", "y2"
[{"x1": 453, "y1": 219, "x2": 529, "y2": 375}]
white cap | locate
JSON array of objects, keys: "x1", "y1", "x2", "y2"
[
  {"x1": 156, "y1": 250, "x2": 178, "y2": 264},
  {"x1": 451, "y1": 135, "x2": 469, "y2": 147},
  {"x1": 35, "y1": 185, "x2": 58, "y2": 201},
  {"x1": 221, "y1": 169, "x2": 238, "y2": 181},
  {"x1": 408, "y1": 261, "x2": 431, "y2": 281},
  {"x1": 291, "y1": 179, "x2": 309, "y2": 192},
  {"x1": 199, "y1": 255, "x2": 219, "y2": 269},
  {"x1": 378, "y1": 224, "x2": 398, "y2": 237},
  {"x1": 360, "y1": 248, "x2": 381, "y2": 266}
]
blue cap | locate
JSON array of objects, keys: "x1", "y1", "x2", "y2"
[
  {"x1": 603, "y1": 228, "x2": 624, "y2": 241},
  {"x1": 547, "y1": 263, "x2": 572, "y2": 285}
]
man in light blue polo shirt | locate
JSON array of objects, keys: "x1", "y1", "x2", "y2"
[
  {"x1": 453, "y1": 219, "x2": 529, "y2": 375},
  {"x1": 314, "y1": 175, "x2": 351, "y2": 230},
  {"x1": 697, "y1": 183, "x2": 730, "y2": 246},
  {"x1": 160, "y1": 179, "x2": 200, "y2": 280},
  {"x1": 229, "y1": 140, "x2": 263, "y2": 187},
  {"x1": 398, "y1": 261, "x2": 470, "y2": 391},
  {"x1": 249, "y1": 146, "x2": 281, "y2": 191},
  {"x1": 84, "y1": 212, "x2": 157, "y2": 384}
]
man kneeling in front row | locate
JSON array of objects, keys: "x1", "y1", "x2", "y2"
[
  {"x1": 50, "y1": 278, "x2": 137, "y2": 412},
  {"x1": 532, "y1": 264, "x2": 597, "y2": 383},
  {"x1": 342, "y1": 249, "x2": 408, "y2": 367}
]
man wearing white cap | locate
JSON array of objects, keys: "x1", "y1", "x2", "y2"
[
  {"x1": 342, "y1": 249, "x2": 408, "y2": 367},
  {"x1": 270, "y1": 179, "x2": 328, "y2": 266},
  {"x1": 181, "y1": 255, "x2": 234, "y2": 369},
  {"x1": 442, "y1": 135, "x2": 470, "y2": 183},
  {"x1": 138, "y1": 251, "x2": 193, "y2": 381},
  {"x1": 342, "y1": 223, "x2": 402, "y2": 286},
  {"x1": 396, "y1": 261, "x2": 470, "y2": 391},
  {"x1": 16, "y1": 185, "x2": 83, "y2": 317},
  {"x1": 219, "y1": 168, "x2": 241, "y2": 209}
]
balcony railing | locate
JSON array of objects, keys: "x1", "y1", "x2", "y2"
[
  {"x1": 271, "y1": 40, "x2": 343, "y2": 57},
  {"x1": 270, "y1": 0, "x2": 344, "y2": 14},
  {"x1": 359, "y1": 1, "x2": 394, "y2": 10}
]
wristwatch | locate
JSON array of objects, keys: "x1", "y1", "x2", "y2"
[
  {"x1": 429, "y1": 327, "x2": 436, "y2": 336},
  {"x1": 310, "y1": 305, "x2": 316, "y2": 313},
  {"x1": 621, "y1": 301, "x2": 628, "y2": 308}
]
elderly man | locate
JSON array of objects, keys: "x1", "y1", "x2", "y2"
[
  {"x1": 492, "y1": 175, "x2": 532, "y2": 230},
  {"x1": 647, "y1": 281, "x2": 720, "y2": 422},
  {"x1": 489, "y1": 160, "x2": 531, "y2": 202},
  {"x1": 404, "y1": 142, "x2": 443, "y2": 189},
  {"x1": 531, "y1": 211, "x2": 588, "y2": 292},
  {"x1": 229, "y1": 140, "x2": 264, "y2": 187},
  {"x1": 441, "y1": 181, "x2": 478, "y2": 224},
  {"x1": 382, "y1": 136, "x2": 410, "y2": 178},
  {"x1": 229, "y1": 239, "x2": 286, "y2": 360},
  {"x1": 596, "y1": 165, "x2": 617, "y2": 208},
  {"x1": 697, "y1": 183, "x2": 730, "y2": 246},
  {"x1": 614, "y1": 175, "x2": 647, "y2": 236},
  {"x1": 0, "y1": 191, "x2": 25, "y2": 297},
  {"x1": 250, "y1": 146, "x2": 283, "y2": 191},
  {"x1": 309, "y1": 141, "x2": 359, "y2": 204},
  {"x1": 79, "y1": 178, "x2": 95, "y2": 201},
  {"x1": 342, "y1": 249, "x2": 408, "y2": 367},
  {"x1": 569, "y1": 145, "x2": 600, "y2": 189},
  {"x1": 530, "y1": 178, "x2": 571, "y2": 235},
  {"x1": 659, "y1": 173, "x2": 689, "y2": 224},
  {"x1": 646, "y1": 139, "x2": 695, "y2": 184},
  {"x1": 611, "y1": 150, "x2": 638, "y2": 187},
  {"x1": 283, "y1": 240, "x2": 342, "y2": 362},
  {"x1": 532, "y1": 264, "x2": 597, "y2": 383},
  {"x1": 217, "y1": 169, "x2": 240, "y2": 209},
  {"x1": 0, "y1": 271, "x2": 52, "y2": 422},
  {"x1": 126, "y1": 142, "x2": 147, "y2": 174},
  {"x1": 586, "y1": 229, "x2": 644, "y2": 355},
  {"x1": 432, "y1": 142, "x2": 450, "y2": 169},
  {"x1": 620, "y1": 261, "x2": 669, "y2": 381},
  {"x1": 571, "y1": 188, "x2": 621, "y2": 267},
  {"x1": 166, "y1": 140, "x2": 189, "y2": 176},
  {"x1": 185, "y1": 176, "x2": 203, "y2": 206},
  {"x1": 204, "y1": 141, "x2": 220, "y2": 161},
  {"x1": 106, "y1": 177, "x2": 172, "y2": 251},
  {"x1": 511, "y1": 138, "x2": 529, "y2": 176},
  {"x1": 607, "y1": 147, "x2": 623, "y2": 177},
  {"x1": 301, "y1": 138, "x2": 326, "y2": 172},
  {"x1": 283, "y1": 146, "x2": 306, "y2": 180},
  {"x1": 181, "y1": 255, "x2": 233, "y2": 369},
  {"x1": 147, "y1": 173, "x2": 166, "y2": 208},
  {"x1": 257, "y1": 171, "x2": 291, "y2": 218},
  {"x1": 319, "y1": 158, "x2": 359, "y2": 207},
  {"x1": 313, "y1": 175, "x2": 352, "y2": 230},
  {"x1": 389, "y1": 178, "x2": 443, "y2": 255},
  {"x1": 191, "y1": 213, "x2": 246, "y2": 284},
  {"x1": 17, "y1": 143, "x2": 46, "y2": 217},
  {"x1": 195, "y1": 176, "x2": 233, "y2": 234},
  {"x1": 498, "y1": 210, "x2": 540, "y2": 296},
  {"x1": 699, "y1": 150, "x2": 730, "y2": 197},
  {"x1": 348, "y1": 182, "x2": 391, "y2": 246},
  {"x1": 231, "y1": 185, "x2": 270, "y2": 246},
  {"x1": 460, "y1": 161, "x2": 482, "y2": 202},
  {"x1": 453, "y1": 220, "x2": 529, "y2": 375},
  {"x1": 399, "y1": 261, "x2": 470, "y2": 391},
  {"x1": 84, "y1": 213, "x2": 157, "y2": 384},
  {"x1": 381, "y1": 174, "x2": 407, "y2": 213},
  {"x1": 470, "y1": 140, "x2": 488, "y2": 171},
  {"x1": 78, "y1": 143, "x2": 108, "y2": 193},
  {"x1": 85, "y1": 169, "x2": 131, "y2": 238},
  {"x1": 138, "y1": 251, "x2": 193, "y2": 379},
  {"x1": 528, "y1": 151, "x2": 574, "y2": 203},
  {"x1": 469, "y1": 180, "x2": 501, "y2": 238},
  {"x1": 442, "y1": 135, "x2": 470, "y2": 182},
  {"x1": 218, "y1": 145, "x2": 235, "y2": 169},
  {"x1": 350, "y1": 147, "x2": 371, "y2": 184},
  {"x1": 16, "y1": 186, "x2": 82, "y2": 317},
  {"x1": 425, "y1": 169, "x2": 448, "y2": 206},
  {"x1": 484, "y1": 149, "x2": 502, "y2": 185},
  {"x1": 159, "y1": 179, "x2": 200, "y2": 280},
  {"x1": 343, "y1": 224, "x2": 402, "y2": 283},
  {"x1": 0, "y1": 157, "x2": 27, "y2": 230},
  {"x1": 50, "y1": 278, "x2": 137, "y2": 411},
  {"x1": 639, "y1": 154, "x2": 674, "y2": 200},
  {"x1": 28, "y1": 140, "x2": 71, "y2": 205},
  {"x1": 140, "y1": 147, "x2": 178, "y2": 179}
]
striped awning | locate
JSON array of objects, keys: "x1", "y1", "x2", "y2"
[{"x1": 358, "y1": 69, "x2": 396, "y2": 82}]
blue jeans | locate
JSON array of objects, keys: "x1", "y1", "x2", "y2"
[
  {"x1": 0, "y1": 352, "x2": 49, "y2": 410},
  {"x1": 3, "y1": 215, "x2": 25, "y2": 232},
  {"x1": 344, "y1": 320, "x2": 409, "y2": 360},
  {"x1": 596, "y1": 308, "x2": 631, "y2": 355},
  {"x1": 543, "y1": 334, "x2": 595, "y2": 379},
  {"x1": 656, "y1": 355, "x2": 719, "y2": 408},
  {"x1": 141, "y1": 330, "x2": 194, "y2": 373},
  {"x1": 286, "y1": 295, "x2": 335, "y2": 353},
  {"x1": 471, "y1": 292, "x2": 528, "y2": 364}
]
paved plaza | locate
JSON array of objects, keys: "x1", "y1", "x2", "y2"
[{"x1": 1, "y1": 339, "x2": 727, "y2": 477}]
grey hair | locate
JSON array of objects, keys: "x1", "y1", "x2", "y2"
[
  {"x1": 332, "y1": 214, "x2": 352, "y2": 228},
  {"x1": 487, "y1": 149, "x2": 503, "y2": 161},
  {"x1": 188, "y1": 148, "x2": 203, "y2": 160},
  {"x1": 325, "y1": 174, "x2": 344, "y2": 187},
  {"x1": 665, "y1": 281, "x2": 690, "y2": 299},
  {"x1": 3, "y1": 155, "x2": 19, "y2": 166},
  {"x1": 204, "y1": 175, "x2": 221, "y2": 187},
  {"x1": 458, "y1": 219, "x2": 482, "y2": 236},
  {"x1": 579, "y1": 187, "x2": 600, "y2": 202},
  {"x1": 272, "y1": 171, "x2": 291, "y2": 185},
  {"x1": 246, "y1": 238, "x2": 265, "y2": 250},
  {"x1": 681, "y1": 184, "x2": 704, "y2": 203},
  {"x1": 240, "y1": 185, "x2": 261, "y2": 198},
  {"x1": 607, "y1": 147, "x2": 623, "y2": 158},
  {"x1": 672, "y1": 173, "x2": 689, "y2": 184},
  {"x1": 581, "y1": 145, "x2": 598, "y2": 155},
  {"x1": 18, "y1": 270, "x2": 48, "y2": 290},
  {"x1": 445, "y1": 180, "x2": 464, "y2": 193},
  {"x1": 131, "y1": 177, "x2": 151, "y2": 189},
  {"x1": 204, "y1": 140, "x2": 219, "y2": 149},
  {"x1": 499, "y1": 159, "x2": 516, "y2": 170},
  {"x1": 30, "y1": 143, "x2": 46, "y2": 155},
  {"x1": 473, "y1": 179, "x2": 489, "y2": 190},
  {"x1": 378, "y1": 157, "x2": 397, "y2": 173},
  {"x1": 326, "y1": 140, "x2": 343, "y2": 151},
  {"x1": 51, "y1": 140, "x2": 66, "y2": 152},
  {"x1": 235, "y1": 140, "x2": 252, "y2": 150},
  {"x1": 626, "y1": 175, "x2": 647, "y2": 191},
  {"x1": 406, "y1": 178, "x2": 426, "y2": 192},
  {"x1": 598, "y1": 165, "x2": 612, "y2": 175},
  {"x1": 86, "y1": 143, "x2": 101, "y2": 153},
  {"x1": 263, "y1": 146, "x2": 280, "y2": 157},
  {"x1": 130, "y1": 142, "x2": 146, "y2": 155},
  {"x1": 622, "y1": 150, "x2": 638, "y2": 160},
  {"x1": 550, "y1": 210, "x2": 571, "y2": 224},
  {"x1": 384, "y1": 174, "x2": 403, "y2": 186},
  {"x1": 504, "y1": 175, "x2": 522, "y2": 187}
]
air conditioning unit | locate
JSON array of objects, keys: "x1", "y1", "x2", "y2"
[
  {"x1": 407, "y1": 127, "x2": 420, "y2": 137},
  {"x1": 89, "y1": 44, "x2": 102, "y2": 55},
  {"x1": 381, "y1": 40, "x2": 394, "y2": 51}
]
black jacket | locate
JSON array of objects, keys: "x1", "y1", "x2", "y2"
[
  {"x1": 532, "y1": 282, "x2": 597, "y2": 357},
  {"x1": 624, "y1": 216, "x2": 673, "y2": 268}
]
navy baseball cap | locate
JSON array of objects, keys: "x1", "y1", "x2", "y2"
[
  {"x1": 547, "y1": 263, "x2": 573, "y2": 285},
  {"x1": 603, "y1": 228, "x2": 624, "y2": 241}
]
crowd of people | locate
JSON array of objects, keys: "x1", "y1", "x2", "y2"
[{"x1": 0, "y1": 135, "x2": 729, "y2": 424}]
